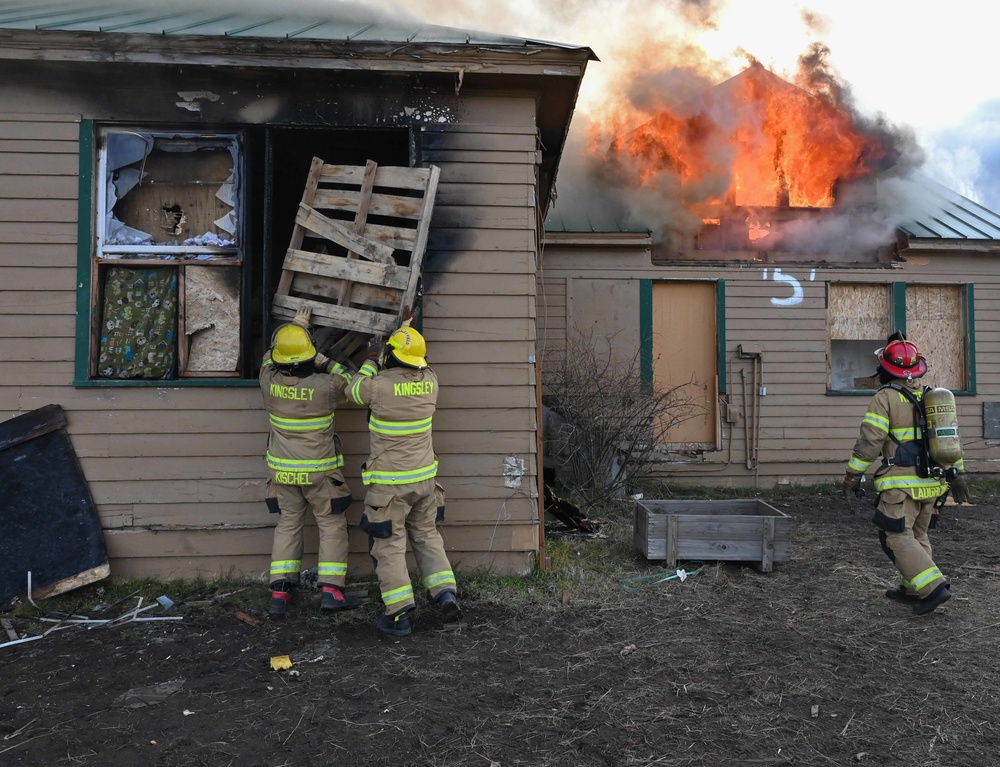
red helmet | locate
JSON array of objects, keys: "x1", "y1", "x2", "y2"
[{"x1": 876, "y1": 338, "x2": 927, "y2": 379}]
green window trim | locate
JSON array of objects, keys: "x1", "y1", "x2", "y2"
[
  {"x1": 640, "y1": 279, "x2": 653, "y2": 388},
  {"x1": 639, "y1": 278, "x2": 726, "y2": 394},
  {"x1": 74, "y1": 120, "x2": 254, "y2": 387}
]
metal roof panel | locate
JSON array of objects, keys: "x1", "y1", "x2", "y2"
[
  {"x1": 894, "y1": 175, "x2": 1000, "y2": 241},
  {"x1": 0, "y1": 0, "x2": 593, "y2": 53}
]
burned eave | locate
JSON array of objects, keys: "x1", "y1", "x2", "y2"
[{"x1": 0, "y1": 29, "x2": 594, "y2": 77}]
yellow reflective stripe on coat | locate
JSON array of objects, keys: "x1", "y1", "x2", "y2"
[
  {"x1": 423, "y1": 570, "x2": 457, "y2": 590},
  {"x1": 862, "y1": 412, "x2": 889, "y2": 433},
  {"x1": 382, "y1": 584, "x2": 414, "y2": 607},
  {"x1": 349, "y1": 363, "x2": 377, "y2": 405},
  {"x1": 266, "y1": 452, "x2": 344, "y2": 472},
  {"x1": 270, "y1": 559, "x2": 301, "y2": 576},
  {"x1": 362, "y1": 460, "x2": 438, "y2": 485},
  {"x1": 890, "y1": 427, "x2": 918, "y2": 441},
  {"x1": 268, "y1": 413, "x2": 334, "y2": 431},
  {"x1": 911, "y1": 565, "x2": 944, "y2": 590},
  {"x1": 872, "y1": 473, "x2": 947, "y2": 497},
  {"x1": 330, "y1": 362, "x2": 352, "y2": 385},
  {"x1": 848, "y1": 456, "x2": 872, "y2": 473},
  {"x1": 369, "y1": 415, "x2": 432, "y2": 436}
]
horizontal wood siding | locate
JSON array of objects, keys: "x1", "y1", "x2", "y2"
[
  {"x1": 420, "y1": 118, "x2": 540, "y2": 571},
  {"x1": 540, "y1": 244, "x2": 1000, "y2": 487},
  {"x1": 0, "y1": 96, "x2": 542, "y2": 579}
]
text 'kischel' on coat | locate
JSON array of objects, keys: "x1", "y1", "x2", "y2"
[
  {"x1": 259, "y1": 355, "x2": 351, "y2": 485},
  {"x1": 349, "y1": 361, "x2": 438, "y2": 485}
]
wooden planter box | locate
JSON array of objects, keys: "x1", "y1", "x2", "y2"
[{"x1": 634, "y1": 499, "x2": 792, "y2": 572}]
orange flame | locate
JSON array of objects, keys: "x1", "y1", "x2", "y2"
[{"x1": 604, "y1": 62, "x2": 886, "y2": 209}]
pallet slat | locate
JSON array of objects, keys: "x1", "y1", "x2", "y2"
[{"x1": 273, "y1": 158, "x2": 440, "y2": 351}]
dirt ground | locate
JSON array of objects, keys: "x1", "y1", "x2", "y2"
[{"x1": 2, "y1": 485, "x2": 1000, "y2": 767}]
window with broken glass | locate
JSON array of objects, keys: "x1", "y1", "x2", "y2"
[
  {"x1": 828, "y1": 282, "x2": 973, "y2": 393},
  {"x1": 91, "y1": 129, "x2": 243, "y2": 380}
]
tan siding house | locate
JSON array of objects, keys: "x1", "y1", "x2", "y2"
[
  {"x1": 541, "y1": 209, "x2": 1000, "y2": 488},
  {"x1": 0, "y1": 6, "x2": 593, "y2": 578}
]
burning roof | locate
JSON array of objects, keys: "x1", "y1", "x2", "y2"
[{"x1": 570, "y1": 57, "x2": 925, "y2": 256}]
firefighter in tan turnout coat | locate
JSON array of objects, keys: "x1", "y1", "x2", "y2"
[
  {"x1": 260, "y1": 309, "x2": 356, "y2": 617},
  {"x1": 842, "y1": 335, "x2": 970, "y2": 616},
  {"x1": 346, "y1": 325, "x2": 462, "y2": 637}
]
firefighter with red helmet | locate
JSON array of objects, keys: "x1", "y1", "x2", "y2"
[
  {"x1": 260, "y1": 308, "x2": 357, "y2": 617},
  {"x1": 346, "y1": 325, "x2": 461, "y2": 637},
  {"x1": 842, "y1": 334, "x2": 969, "y2": 616}
]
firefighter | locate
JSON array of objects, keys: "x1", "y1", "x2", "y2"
[
  {"x1": 841, "y1": 334, "x2": 970, "y2": 616},
  {"x1": 346, "y1": 325, "x2": 462, "y2": 637},
  {"x1": 260, "y1": 308, "x2": 357, "y2": 617}
]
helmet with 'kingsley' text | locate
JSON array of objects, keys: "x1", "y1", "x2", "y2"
[{"x1": 386, "y1": 326, "x2": 427, "y2": 369}]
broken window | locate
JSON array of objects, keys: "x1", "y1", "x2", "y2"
[
  {"x1": 828, "y1": 282, "x2": 973, "y2": 392},
  {"x1": 92, "y1": 129, "x2": 242, "y2": 379}
]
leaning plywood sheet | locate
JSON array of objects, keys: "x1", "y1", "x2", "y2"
[
  {"x1": 272, "y1": 158, "x2": 440, "y2": 359},
  {"x1": 0, "y1": 405, "x2": 109, "y2": 607}
]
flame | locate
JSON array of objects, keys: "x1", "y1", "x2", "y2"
[{"x1": 601, "y1": 61, "x2": 887, "y2": 210}]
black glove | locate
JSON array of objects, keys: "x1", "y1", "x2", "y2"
[
  {"x1": 841, "y1": 473, "x2": 863, "y2": 501},
  {"x1": 949, "y1": 473, "x2": 970, "y2": 505}
]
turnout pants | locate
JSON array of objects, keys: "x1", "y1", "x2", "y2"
[
  {"x1": 361, "y1": 477, "x2": 458, "y2": 615},
  {"x1": 268, "y1": 476, "x2": 351, "y2": 588},
  {"x1": 874, "y1": 488, "x2": 947, "y2": 598}
]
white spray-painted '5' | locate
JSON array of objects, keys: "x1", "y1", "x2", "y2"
[{"x1": 762, "y1": 268, "x2": 814, "y2": 306}]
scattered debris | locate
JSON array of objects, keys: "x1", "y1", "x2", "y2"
[
  {"x1": 0, "y1": 574, "x2": 182, "y2": 651},
  {"x1": 544, "y1": 483, "x2": 600, "y2": 535},
  {"x1": 114, "y1": 679, "x2": 186, "y2": 708},
  {"x1": 270, "y1": 655, "x2": 293, "y2": 671},
  {"x1": 235, "y1": 612, "x2": 259, "y2": 626}
]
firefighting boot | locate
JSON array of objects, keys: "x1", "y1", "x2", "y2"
[
  {"x1": 320, "y1": 585, "x2": 360, "y2": 612},
  {"x1": 884, "y1": 586, "x2": 921, "y2": 604},
  {"x1": 913, "y1": 583, "x2": 952, "y2": 616},
  {"x1": 376, "y1": 607, "x2": 414, "y2": 637},
  {"x1": 269, "y1": 583, "x2": 294, "y2": 618},
  {"x1": 433, "y1": 589, "x2": 463, "y2": 622}
]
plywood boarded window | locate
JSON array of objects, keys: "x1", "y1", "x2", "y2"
[
  {"x1": 93, "y1": 129, "x2": 243, "y2": 379},
  {"x1": 906, "y1": 285, "x2": 966, "y2": 390},
  {"x1": 828, "y1": 284, "x2": 890, "y2": 390}
]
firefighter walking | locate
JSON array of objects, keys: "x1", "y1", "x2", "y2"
[
  {"x1": 260, "y1": 309, "x2": 357, "y2": 617},
  {"x1": 346, "y1": 325, "x2": 462, "y2": 637},
  {"x1": 841, "y1": 334, "x2": 969, "y2": 616}
]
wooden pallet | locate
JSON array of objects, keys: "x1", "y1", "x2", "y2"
[{"x1": 271, "y1": 157, "x2": 440, "y2": 361}]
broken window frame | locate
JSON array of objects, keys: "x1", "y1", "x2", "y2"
[
  {"x1": 87, "y1": 126, "x2": 246, "y2": 382},
  {"x1": 826, "y1": 281, "x2": 975, "y2": 395}
]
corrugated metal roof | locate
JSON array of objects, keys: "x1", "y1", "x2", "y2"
[
  {"x1": 895, "y1": 176, "x2": 1000, "y2": 241},
  {"x1": 0, "y1": 0, "x2": 591, "y2": 51}
]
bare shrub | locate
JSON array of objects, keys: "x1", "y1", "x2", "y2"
[{"x1": 543, "y1": 327, "x2": 703, "y2": 507}]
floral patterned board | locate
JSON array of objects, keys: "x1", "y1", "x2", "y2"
[{"x1": 98, "y1": 267, "x2": 178, "y2": 379}]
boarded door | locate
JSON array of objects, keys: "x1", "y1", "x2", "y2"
[{"x1": 652, "y1": 281, "x2": 717, "y2": 446}]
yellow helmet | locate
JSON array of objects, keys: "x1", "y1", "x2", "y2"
[
  {"x1": 387, "y1": 326, "x2": 427, "y2": 368},
  {"x1": 271, "y1": 323, "x2": 316, "y2": 365}
]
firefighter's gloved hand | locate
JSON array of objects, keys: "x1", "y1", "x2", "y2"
[
  {"x1": 950, "y1": 473, "x2": 971, "y2": 504},
  {"x1": 366, "y1": 338, "x2": 384, "y2": 360},
  {"x1": 841, "y1": 473, "x2": 863, "y2": 501},
  {"x1": 314, "y1": 352, "x2": 333, "y2": 374},
  {"x1": 293, "y1": 306, "x2": 312, "y2": 328}
]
